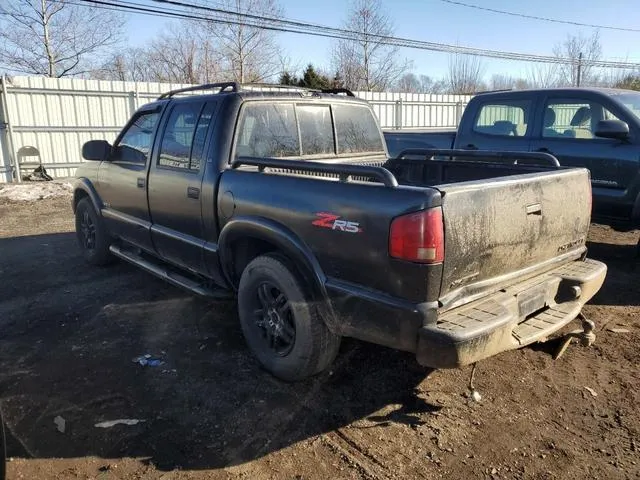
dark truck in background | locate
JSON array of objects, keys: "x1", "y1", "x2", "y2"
[
  {"x1": 384, "y1": 88, "x2": 640, "y2": 232},
  {"x1": 73, "y1": 83, "x2": 606, "y2": 382}
]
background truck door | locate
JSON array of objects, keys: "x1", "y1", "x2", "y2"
[
  {"x1": 147, "y1": 100, "x2": 217, "y2": 274},
  {"x1": 529, "y1": 95, "x2": 638, "y2": 220}
]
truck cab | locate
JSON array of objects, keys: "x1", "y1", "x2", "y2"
[{"x1": 384, "y1": 88, "x2": 640, "y2": 231}]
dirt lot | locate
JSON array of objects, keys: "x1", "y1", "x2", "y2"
[{"x1": 0, "y1": 194, "x2": 638, "y2": 480}]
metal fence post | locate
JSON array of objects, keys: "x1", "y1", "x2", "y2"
[
  {"x1": 128, "y1": 90, "x2": 138, "y2": 117},
  {"x1": 0, "y1": 75, "x2": 20, "y2": 183},
  {"x1": 395, "y1": 97, "x2": 404, "y2": 130},
  {"x1": 455, "y1": 101, "x2": 464, "y2": 127}
]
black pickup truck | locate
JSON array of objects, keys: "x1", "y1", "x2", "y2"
[
  {"x1": 73, "y1": 83, "x2": 606, "y2": 381},
  {"x1": 384, "y1": 88, "x2": 640, "y2": 232}
]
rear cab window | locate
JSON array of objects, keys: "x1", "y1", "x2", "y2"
[
  {"x1": 234, "y1": 101, "x2": 384, "y2": 160},
  {"x1": 473, "y1": 100, "x2": 532, "y2": 137}
]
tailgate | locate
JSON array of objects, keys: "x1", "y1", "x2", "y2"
[{"x1": 437, "y1": 168, "x2": 591, "y2": 309}]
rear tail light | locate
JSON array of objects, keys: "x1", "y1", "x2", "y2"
[{"x1": 389, "y1": 207, "x2": 444, "y2": 263}]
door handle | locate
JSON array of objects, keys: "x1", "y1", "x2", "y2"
[
  {"x1": 465, "y1": 144, "x2": 478, "y2": 150},
  {"x1": 187, "y1": 186, "x2": 200, "y2": 199},
  {"x1": 136, "y1": 177, "x2": 145, "y2": 188},
  {"x1": 526, "y1": 203, "x2": 542, "y2": 215}
]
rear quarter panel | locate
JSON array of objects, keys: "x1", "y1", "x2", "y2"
[{"x1": 218, "y1": 169, "x2": 441, "y2": 302}]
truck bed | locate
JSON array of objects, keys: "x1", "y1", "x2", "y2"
[{"x1": 384, "y1": 157, "x2": 591, "y2": 309}]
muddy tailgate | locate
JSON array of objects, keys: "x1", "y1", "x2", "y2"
[{"x1": 437, "y1": 167, "x2": 592, "y2": 310}]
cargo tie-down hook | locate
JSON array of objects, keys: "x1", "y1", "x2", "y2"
[{"x1": 554, "y1": 313, "x2": 596, "y2": 360}]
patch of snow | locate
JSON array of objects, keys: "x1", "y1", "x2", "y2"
[{"x1": 0, "y1": 180, "x2": 73, "y2": 202}]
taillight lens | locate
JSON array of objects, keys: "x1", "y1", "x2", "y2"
[{"x1": 389, "y1": 207, "x2": 444, "y2": 263}]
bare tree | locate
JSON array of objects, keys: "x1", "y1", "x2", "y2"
[
  {"x1": 145, "y1": 23, "x2": 221, "y2": 83},
  {"x1": 526, "y1": 63, "x2": 560, "y2": 88},
  {"x1": 0, "y1": 0, "x2": 124, "y2": 77},
  {"x1": 553, "y1": 31, "x2": 602, "y2": 86},
  {"x1": 95, "y1": 22, "x2": 222, "y2": 83},
  {"x1": 395, "y1": 73, "x2": 420, "y2": 93},
  {"x1": 446, "y1": 53, "x2": 485, "y2": 94},
  {"x1": 488, "y1": 74, "x2": 530, "y2": 90},
  {"x1": 394, "y1": 73, "x2": 448, "y2": 94},
  {"x1": 420, "y1": 75, "x2": 447, "y2": 94},
  {"x1": 201, "y1": 0, "x2": 283, "y2": 82},
  {"x1": 333, "y1": 0, "x2": 411, "y2": 91},
  {"x1": 94, "y1": 48, "x2": 150, "y2": 82}
]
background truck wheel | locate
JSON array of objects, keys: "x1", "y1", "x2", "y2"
[
  {"x1": 75, "y1": 198, "x2": 113, "y2": 266},
  {"x1": 238, "y1": 254, "x2": 341, "y2": 382}
]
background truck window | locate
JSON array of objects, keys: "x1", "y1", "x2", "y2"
[
  {"x1": 474, "y1": 101, "x2": 530, "y2": 136},
  {"x1": 542, "y1": 100, "x2": 621, "y2": 139}
]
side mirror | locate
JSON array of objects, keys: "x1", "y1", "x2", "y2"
[
  {"x1": 594, "y1": 119, "x2": 629, "y2": 140},
  {"x1": 82, "y1": 140, "x2": 111, "y2": 161}
]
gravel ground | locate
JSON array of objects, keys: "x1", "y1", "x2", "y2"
[{"x1": 0, "y1": 194, "x2": 638, "y2": 480}]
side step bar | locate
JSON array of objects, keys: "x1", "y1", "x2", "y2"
[{"x1": 109, "y1": 245, "x2": 232, "y2": 300}]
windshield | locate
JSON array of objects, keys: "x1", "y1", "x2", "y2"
[{"x1": 611, "y1": 92, "x2": 640, "y2": 122}]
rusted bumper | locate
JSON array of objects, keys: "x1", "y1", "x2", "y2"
[{"x1": 416, "y1": 258, "x2": 607, "y2": 369}]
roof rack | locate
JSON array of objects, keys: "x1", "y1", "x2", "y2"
[
  {"x1": 157, "y1": 82, "x2": 355, "y2": 100},
  {"x1": 321, "y1": 88, "x2": 355, "y2": 97},
  {"x1": 158, "y1": 82, "x2": 239, "y2": 99}
]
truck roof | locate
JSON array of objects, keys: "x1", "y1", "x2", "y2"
[{"x1": 475, "y1": 86, "x2": 634, "y2": 98}]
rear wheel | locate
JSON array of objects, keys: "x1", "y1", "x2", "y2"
[
  {"x1": 238, "y1": 254, "x2": 340, "y2": 382},
  {"x1": 75, "y1": 197, "x2": 113, "y2": 266}
]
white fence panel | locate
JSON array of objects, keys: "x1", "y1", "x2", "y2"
[
  {"x1": 0, "y1": 76, "x2": 472, "y2": 182},
  {"x1": 355, "y1": 91, "x2": 471, "y2": 130}
]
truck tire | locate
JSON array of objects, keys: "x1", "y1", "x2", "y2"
[
  {"x1": 238, "y1": 254, "x2": 341, "y2": 382},
  {"x1": 75, "y1": 198, "x2": 113, "y2": 266}
]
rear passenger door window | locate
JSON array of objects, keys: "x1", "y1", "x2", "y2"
[
  {"x1": 542, "y1": 99, "x2": 621, "y2": 140},
  {"x1": 473, "y1": 101, "x2": 531, "y2": 137},
  {"x1": 158, "y1": 102, "x2": 205, "y2": 170}
]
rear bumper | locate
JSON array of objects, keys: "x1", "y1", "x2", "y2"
[
  {"x1": 325, "y1": 258, "x2": 606, "y2": 369},
  {"x1": 416, "y1": 258, "x2": 607, "y2": 368}
]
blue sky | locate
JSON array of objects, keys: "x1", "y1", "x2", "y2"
[{"x1": 125, "y1": 0, "x2": 640, "y2": 81}]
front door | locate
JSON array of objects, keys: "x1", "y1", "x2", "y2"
[
  {"x1": 148, "y1": 100, "x2": 217, "y2": 275},
  {"x1": 97, "y1": 107, "x2": 162, "y2": 251},
  {"x1": 529, "y1": 96, "x2": 636, "y2": 220}
]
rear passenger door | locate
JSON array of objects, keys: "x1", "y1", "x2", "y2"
[
  {"x1": 147, "y1": 100, "x2": 217, "y2": 274},
  {"x1": 460, "y1": 98, "x2": 533, "y2": 152}
]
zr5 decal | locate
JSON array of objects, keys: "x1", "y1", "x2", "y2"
[{"x1": 312, "y1": 212, "x2": 362, "y2": 233}]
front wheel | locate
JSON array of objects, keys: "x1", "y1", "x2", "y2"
[
  {"x1": 238, "y1": 254, "x2": 341, "y2": 382},
  {"x1": 75, "y1": 198, "x2": 113, "y2": 266}
]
